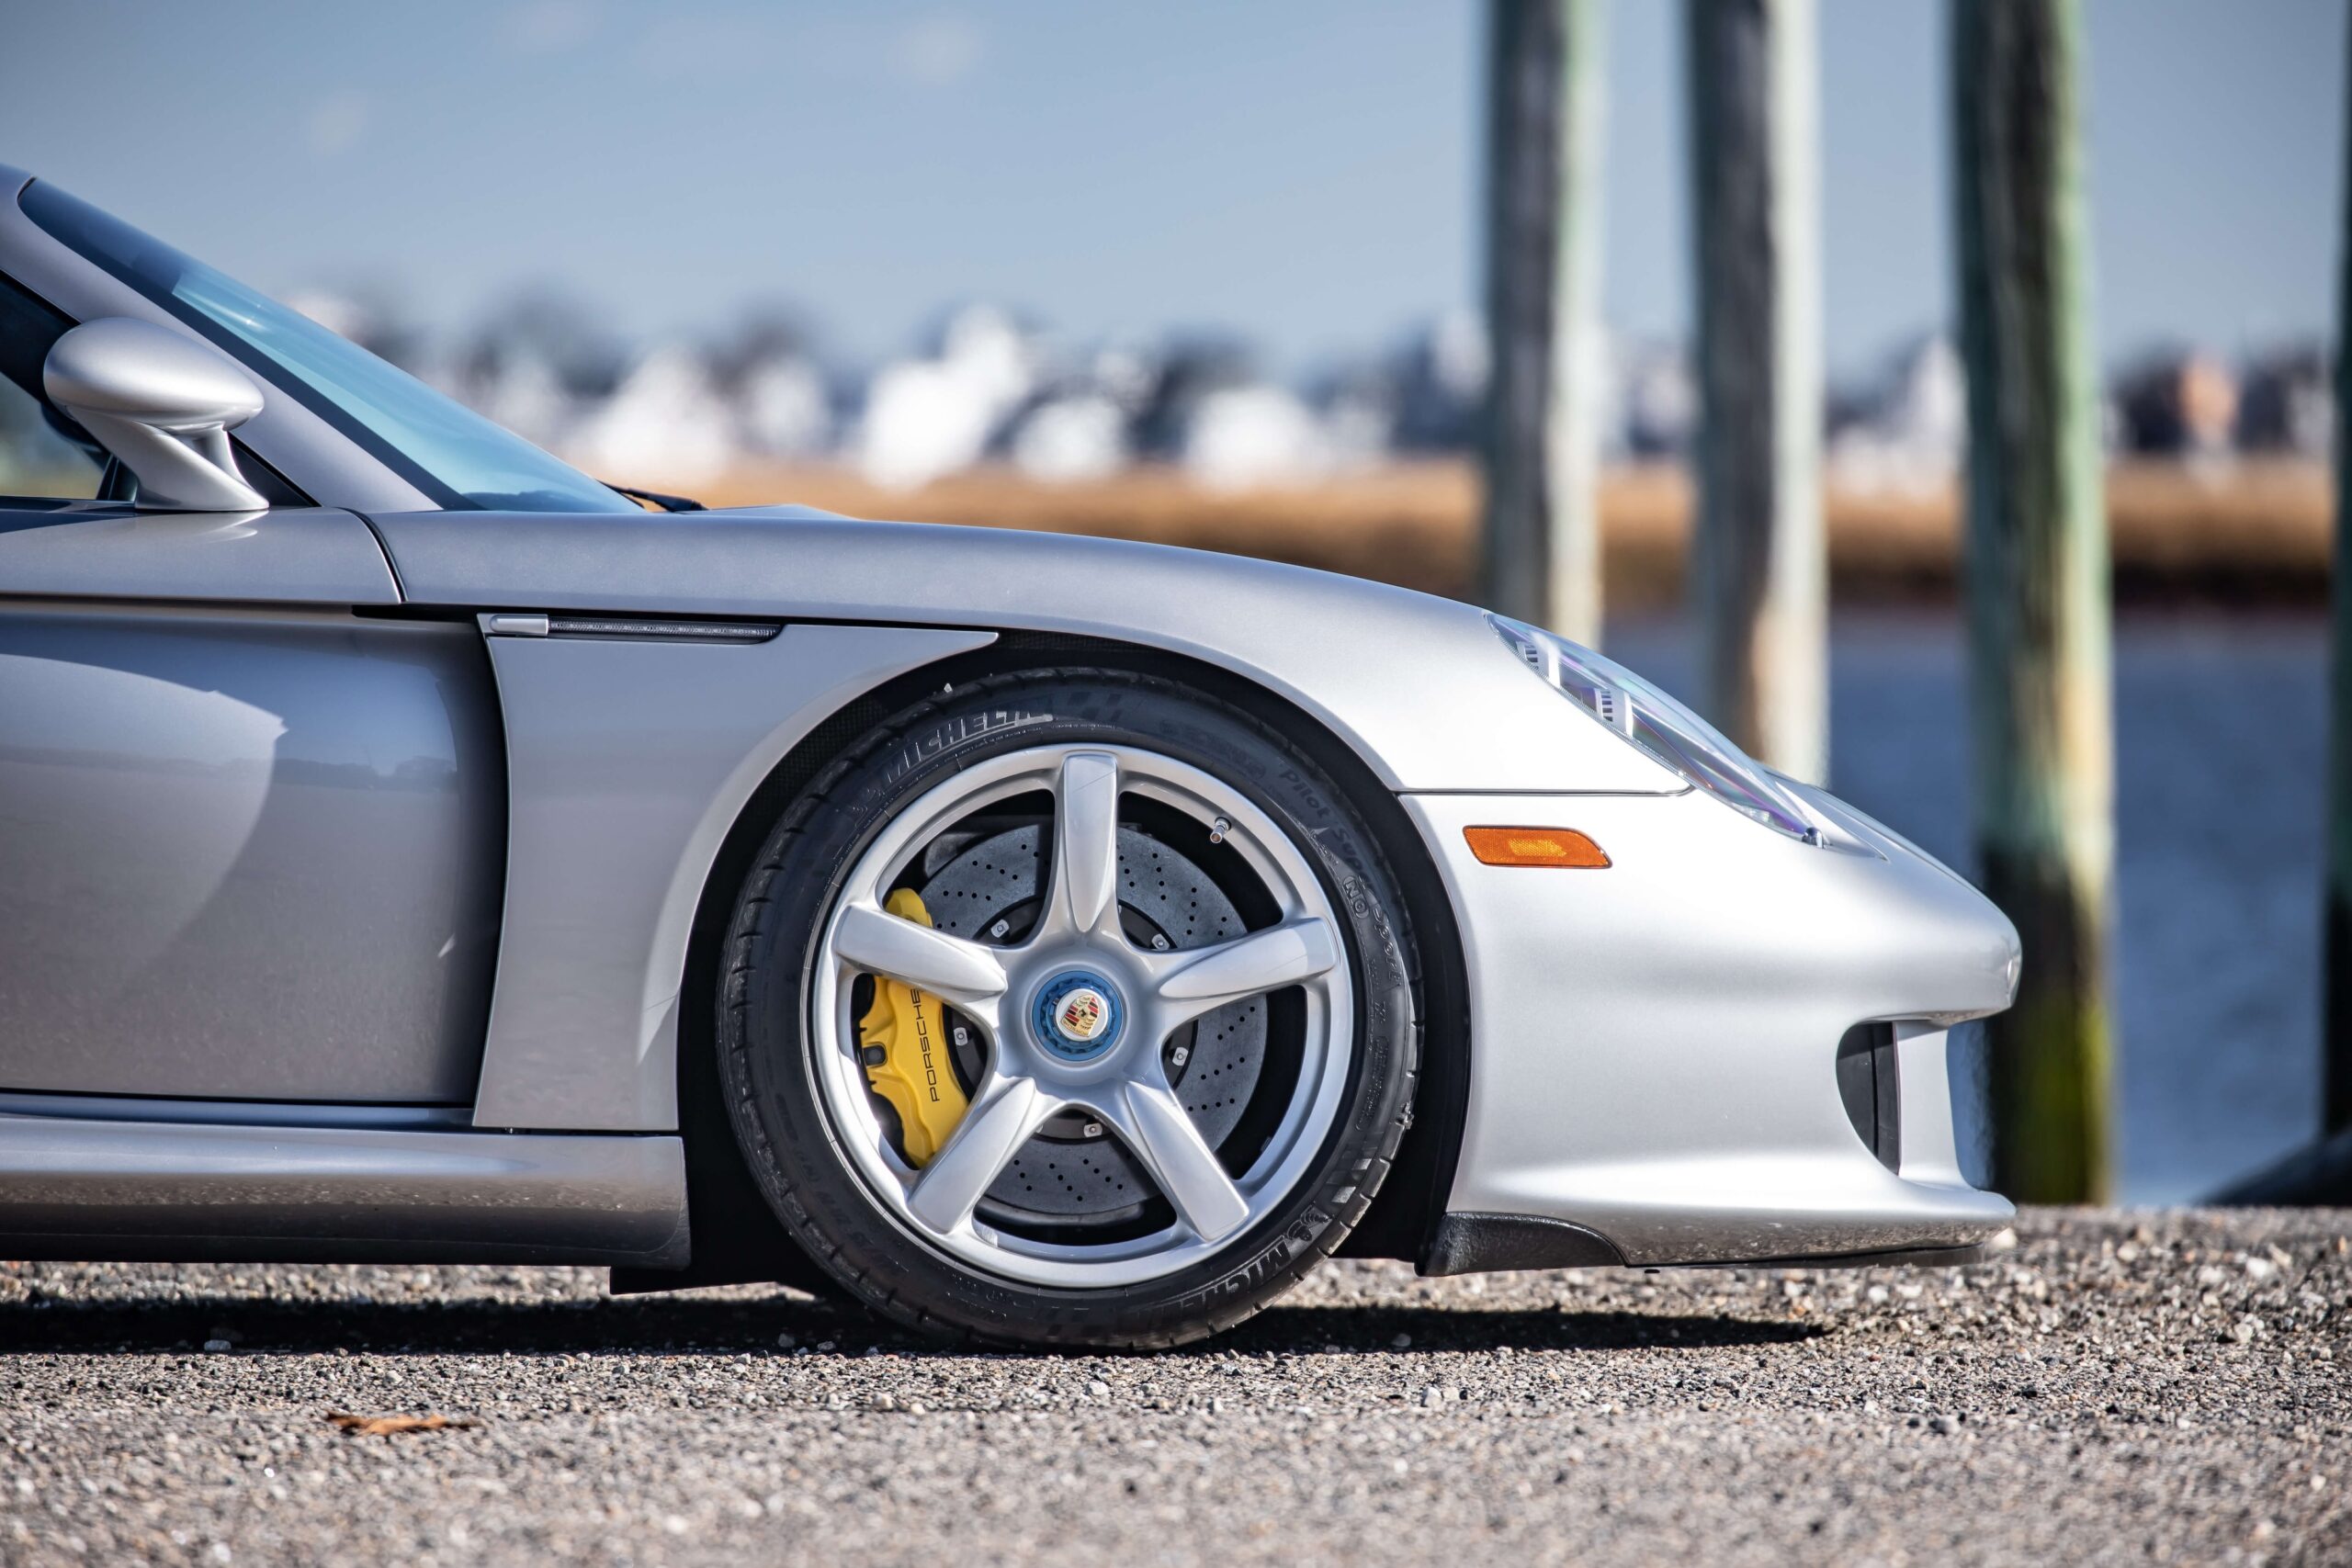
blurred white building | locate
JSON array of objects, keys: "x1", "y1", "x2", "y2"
[
  {"x1": 1010, "y1": 392, "x2": 1128, "y2": 482},
  {"x1": 1826, "y1": 335, "x2": 1965, "y2": 495},
  {"x1": 280, "y1": 271, "x2": 2314, "y2": 495},
  {"x1": 566, "y1": 345, "x2": 737, "y2": 483},
  {"x1": 856, "y1": 304, "x2": 1039, "y2": 490},
  {"x1": 733, "y1": 355, "x2": 832, "y2": 460},
  {"x1": 1001, "y1": 344, "x2": 1156, "y2": 483},
  {"x1": 1180, "y1": 384, "x2": 1331, "y2": 490}
]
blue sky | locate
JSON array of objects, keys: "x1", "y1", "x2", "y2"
[{"x1": 2, "y1": 0, "x2": 2340, "y2": 377}]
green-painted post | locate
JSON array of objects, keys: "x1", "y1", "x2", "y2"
[{"x1": 1951, "y1": 0, "x2": 2115, "y2": 1202}]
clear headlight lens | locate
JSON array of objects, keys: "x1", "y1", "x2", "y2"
[{"x1": 1487, "y1": 612, "x2": 1823, "y2": 843}]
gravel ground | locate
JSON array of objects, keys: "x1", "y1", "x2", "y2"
[{"x1": 2, "y1": 1208, "x2": 2346, "y2": 1567}]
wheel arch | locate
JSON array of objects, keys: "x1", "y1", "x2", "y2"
[{"x1": 622, "y1": 630, "x2": 1472, "y2": 1294}]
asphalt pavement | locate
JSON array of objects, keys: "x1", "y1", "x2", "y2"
[{"x1": 2, "y1": 1208, "x2": 2345, "y2": 1566}]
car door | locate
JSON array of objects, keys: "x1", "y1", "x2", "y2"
[{"x1": 0, "y1": 271, "x2": 504, "y2": 1106}]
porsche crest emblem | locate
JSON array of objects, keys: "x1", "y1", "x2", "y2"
[{"x1": 1057, "y1": 988, "x2": 1108, "y2": 1042}]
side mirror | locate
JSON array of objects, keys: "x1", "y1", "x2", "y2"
[{"x1": 43, "y1": 317, "x2": 267, "y2": 511}]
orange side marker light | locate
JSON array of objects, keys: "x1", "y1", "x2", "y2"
[{"x1": 1463, "y1": 826, "x2": 1611, "y2": 869}]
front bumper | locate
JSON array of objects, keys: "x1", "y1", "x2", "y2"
[{"x1": 1406, "y1": 782, "x2": 2019, "y2": 1270}]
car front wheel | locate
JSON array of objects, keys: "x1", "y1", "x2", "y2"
[{"x1": 716, "y1": 668, "x2": 1419, "y2": 1348}]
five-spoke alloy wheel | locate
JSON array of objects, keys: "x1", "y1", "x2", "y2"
[{"x1": 718, "y1": 669, "x2": 1420, "y2": 1348}]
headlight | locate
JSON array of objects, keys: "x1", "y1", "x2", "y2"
[{"x1": 1487, "y1": 612, "x2": 1824, "y2": 843}]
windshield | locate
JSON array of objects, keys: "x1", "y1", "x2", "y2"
[{"x1": 19, "y1": 180, "x2": 636, "y2": 513}]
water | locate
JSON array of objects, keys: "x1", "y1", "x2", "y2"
[{"x1": 1606, "y1": 610, "x2": 2329, "y2": 1204}]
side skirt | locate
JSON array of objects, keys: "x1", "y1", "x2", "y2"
[{"x1": 0, "y1": 1113, "x2": 687, "y2": 1267}]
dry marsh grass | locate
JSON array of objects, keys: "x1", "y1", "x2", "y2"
[{"x1": 672, "y1": 457, "x2": 2330, "y2": 607}]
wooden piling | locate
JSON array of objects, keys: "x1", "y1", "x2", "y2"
[
  {"x1": 1481, "y1": 0, "x2": 1608, "y2": 648},
  {"x1": 2326, "y1": 5, "x2": 2352, "y2": 1138},
  {"x1": 1684, "y1": 0, "x2": 1826, "y2": 781},
  {"x1": 1951, "y1": 0, "x2": 2115, "y2": 1202}
]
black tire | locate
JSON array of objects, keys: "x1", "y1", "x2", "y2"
[{"x1": 715, "y1": 667, "x2": 1421, "y2": 1349}]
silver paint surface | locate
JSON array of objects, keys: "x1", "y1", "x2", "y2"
[
  {"x1": 0, "y1": 1115, "x2": 686, "y2": 1266},
  {"x1": 470, "y1": 621, "x2": 995, "y2": 1130},
  {"x1": 0, "y1": 503, "x2": 398, "y2": 604},
  {"x1": 0, "y1": 605, "x2": 503, "y2": 1102},
  {"x1": 371, "y1": 506, "x2": 1689, "y2": 797},
  {"x1": 1405, "y1": 784, "x2": 2018, "y2": 1266}
]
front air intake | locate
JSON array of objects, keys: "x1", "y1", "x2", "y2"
[{"x1": 1836, "y1": 1022, "x2": 1902, "y2": 1171}]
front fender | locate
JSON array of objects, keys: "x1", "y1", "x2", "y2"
[
  {"x1": 469, "y1": 621, "x2": 995, "y2": 1131},
  {"x1": 373, "y1": 507, "x2": 1687, "y2": 797}
]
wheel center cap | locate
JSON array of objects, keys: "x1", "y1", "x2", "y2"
[{"x1": 1033, "y1": 970, "x2": 1125, "y2": 1062}]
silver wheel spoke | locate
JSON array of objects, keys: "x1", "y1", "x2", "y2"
[
  {"x1": 908, "y1": 1073, "x2": 1058, "y2": 1235},
  {"x1": 1147, "y1": 917, "x2": 1340, "y2": 1025},
  {"x1": 1107, "y1": 1077, "x2": 1251, "y2": 1243},
  {"x1": 1044, "y1": 750, "x2": 1121, "y2": 941},
  {"x1": 833, "y1": 901, "x2": 1008, "y2": 1016}
]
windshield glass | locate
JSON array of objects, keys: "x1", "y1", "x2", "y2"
[{"x1": 19, "y1": 180, "x2": 636, "y2": 513}]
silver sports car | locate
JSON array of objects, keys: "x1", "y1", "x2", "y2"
[{"x1": 0, "y1": 169, "x2": 2020, "y2": 1348}]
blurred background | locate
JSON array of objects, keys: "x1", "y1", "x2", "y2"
[{"x1": 1, "y1": 0, "x2": 2342, "y2": 1202}]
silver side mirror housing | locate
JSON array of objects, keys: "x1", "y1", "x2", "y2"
[{"x1": 43, "y1": 318, "x2": 267, "y2": 512}]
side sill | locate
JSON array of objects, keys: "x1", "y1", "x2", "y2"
[
  {"x1": 0, "y1": 1117, "x2": 688, "y2": 1268},
  {"x1": 1418, "y1": 1212, "x2": 1628, "y2": 1276}
]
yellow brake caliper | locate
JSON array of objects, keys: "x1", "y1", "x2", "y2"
[{"x1": 855, "y1": 888, "x2": 971, "y2": 1167}]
